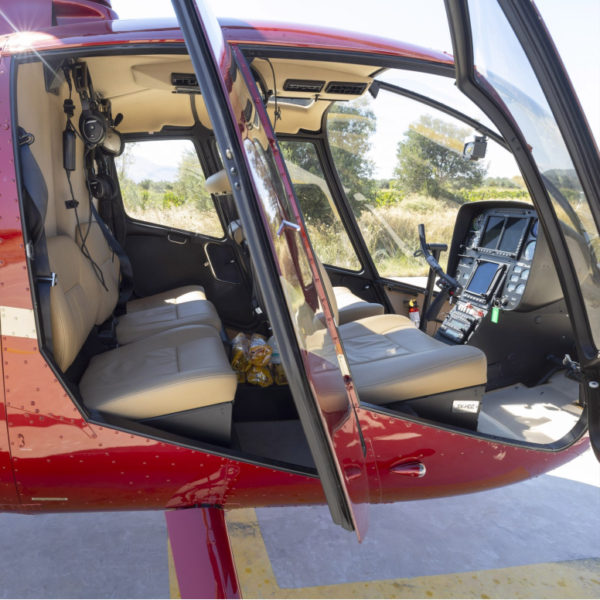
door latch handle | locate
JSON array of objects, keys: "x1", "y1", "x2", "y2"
[
  {"x1": 168, "y1": 234, "x2": 187, "y2": 245},
  {"x1": 390, "y1": 461, "x2": 426, "y2": 477},
  {"x1": 277, "y1": 220, "x2": 301, "y2": 237}
]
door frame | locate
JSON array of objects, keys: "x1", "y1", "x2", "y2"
[{"x1": 172, "y1": 0, "x2": 372, "y2": 535}]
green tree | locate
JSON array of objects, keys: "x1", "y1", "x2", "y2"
[
  {"x1": 173, "y1": 148, "x2": 213, "y2": 211},
  {"x1": 115, "y1": 142, "x2": 138, "y2": 180},
  {"x1": 394, "y1": 115, "x2": 487, "y2": 199},
  {"x1": 326, "y1": 97, "x2": 377, "y2": 209},
  {"x1": 163, "y1": 190, "x2": 184, "y2": 208}
]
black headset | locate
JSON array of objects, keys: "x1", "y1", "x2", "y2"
[
  {"x1": 87, "y1": 149, "x2": 119, "y2": 202},
  {"x1": 71, "y1": 62, "x2": 109, "y2": 147}
]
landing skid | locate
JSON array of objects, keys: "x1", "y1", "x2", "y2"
[{"x1": 166, "y1": 507, "x2": 241, "y2": 599}]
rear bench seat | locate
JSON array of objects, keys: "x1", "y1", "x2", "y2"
[
  {"x1": 47, "y1": 235, "x2": 237, "y2": 430},
  {"x1": 76, "y1": 222, "x2": 221, "y2": 344}
]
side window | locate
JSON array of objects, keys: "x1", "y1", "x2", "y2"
[
  {"x1": 115, "y1": 139, "x2": 225, "y2": 239},
  {"x1": 280, "y1": 141, "x2": 362, "y2": 271},
  {"x1": 326, "y1": 91, "x2": 529, "y2": 286}
]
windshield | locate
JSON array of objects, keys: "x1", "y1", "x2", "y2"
[
  {"x1": 467, "y1": 0, "x2": 600, "y2": 346},
  {"x1": 325, "y1": 82, "x2": 527, "y2": 287}
]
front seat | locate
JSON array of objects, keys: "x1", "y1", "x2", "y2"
[{"x1": 316, "y1": 259, "x2": 487, "y2": 420}]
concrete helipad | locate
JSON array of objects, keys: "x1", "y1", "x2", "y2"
[{"x1": 0, "y1": 449, "x2": 598, "y2": 599}]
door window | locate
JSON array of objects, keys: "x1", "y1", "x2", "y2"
[
  {"x1": 280, "y1": 141, "x2": 362, "y2": 271},
  {"x1": 467, "y1": 0, "x2": 600, "y2": 346},
  {"x1": 326, "y1": 89, "x2": 528, "y2": 288},
  {"x1": 115, "y1": 139, "x2": 224, "y2": 238}
]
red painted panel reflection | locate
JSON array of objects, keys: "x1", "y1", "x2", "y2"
[{"x1": 358, "y1": 407, "x2": 589, "y2": 504}]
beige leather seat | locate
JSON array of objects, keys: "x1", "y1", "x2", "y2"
[
  {"x1": 80, "y1": 325, "x2": 236, "y2": 419},
  {"x1": 334, "y1": 287, "x2": 384, "y2": 325},
  {"x1": 76, "y1": 223, "x2": 221, "y2": 344},
  {"x1": 316, "y1": 260, "x2": 487, "y2": 405},
  {"x1": 48, "y1": 235, "x2": 236, "y2": 420},
  {"x1": 339, "y1": 316, "x2": 487, "y2": 404}
]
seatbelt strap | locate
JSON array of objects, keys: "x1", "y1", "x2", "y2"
[
  {"x1": 18, "y1": 127, "x2": 55, "y2": 353},
  {"x1": 247, "y1": 252, "x2": 268, "y2": 324},
  {"x1": 89, "y1": 200, "x2": 133, "y2": 309}
]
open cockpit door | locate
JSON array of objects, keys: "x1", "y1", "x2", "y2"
[
  {"x1": 170, "y1": 0, "x2": 370, "y2": 538},
  {"x1": 445, "y1": 0, "x2": 600, "y2": 461}
]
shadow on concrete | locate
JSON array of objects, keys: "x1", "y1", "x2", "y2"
[{"x1": 257, "y1": 455, "x2": 600, "y2": 589}]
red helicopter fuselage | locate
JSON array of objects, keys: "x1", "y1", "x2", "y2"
[{"x1": 0, "y1": 6, "x2": 589, "y2": 517}]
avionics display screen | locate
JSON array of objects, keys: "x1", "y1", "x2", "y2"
[
  {"x1": 481, "y1": 217, "x2": 504, "y2": 249},
  {"x1": 499, "y1": 218, "x2": 528, "y2": 252},
  {"x1": 480, "y1": 216, "x2": 528, "y2": 252},
  {"x1": 467, "y1": 262, "x2": 500, "y2": 296}
]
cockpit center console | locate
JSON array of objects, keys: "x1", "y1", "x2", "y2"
[{"x1": 438, "y1": 205, "x2": 539, "y2": 344}]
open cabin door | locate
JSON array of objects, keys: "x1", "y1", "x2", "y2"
[
  {"x1": 171, "y1": 0, "x2": 370, "y2": 538},
  {"x1": 445, "y1": 0, "x2": 600, "y2": 461}
]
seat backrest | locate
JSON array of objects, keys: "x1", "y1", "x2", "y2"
[
  {"x1": 75, "y1": 222, "x2": 120, "y2": 325},
  {"x1": 47, "y1": 236, "x2": 102, "y2": 371},
  {"x1": 315, "y1": 256, "x2": 339, "y2": 324}
]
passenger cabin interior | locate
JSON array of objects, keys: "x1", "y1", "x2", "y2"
[{"x1": 14, "y1": 47, "x2": 592, "y2": 473}]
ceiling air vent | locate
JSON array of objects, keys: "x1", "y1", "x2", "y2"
[
  {"x1": 325, "y1": 82, "x2": 368, "y2": 95},
  {"x1": 171, "y1": 73, "x2": 201, "y2": 95},
  {"x1": 283, "y1": 79, "x2": 325, "y2": 93},
  {"x1": 172, "y1": 73, "x2": 198, "y2": 87}
]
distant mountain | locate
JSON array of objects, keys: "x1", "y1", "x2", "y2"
[{"x1": 128, "y1": 156, "x2": 178, "y2": 183}]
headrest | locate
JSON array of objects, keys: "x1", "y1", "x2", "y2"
[{"x1": 205, "y1": 169, "x2": 232, "y2": 195}]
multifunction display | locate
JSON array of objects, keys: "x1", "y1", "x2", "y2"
[{"x1": 466, "y1": 261, "x2": 502, "y2": 296}]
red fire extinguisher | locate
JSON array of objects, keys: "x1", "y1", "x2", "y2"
[{"x1": 408, "y1": 299, "x2": 420, "y2": 328}]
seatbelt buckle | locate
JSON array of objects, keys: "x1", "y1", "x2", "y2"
[
  {"x1": 38, "y1": 273, "x2": 58, "y2": 287},
  {"x1": 19, "y1": 132, "x2": 35, "y2": 147}
]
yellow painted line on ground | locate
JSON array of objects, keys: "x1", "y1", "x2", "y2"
[
  {"x1": 169, "y1": 508, "x2": 600, "y2": 599},
  {"x1": 168, "y1": 538, "x2": 182, "y2": 600}
]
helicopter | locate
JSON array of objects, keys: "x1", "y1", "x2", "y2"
[{"x1": 0, "y1": 0, "x2": 599, "y2": 597}]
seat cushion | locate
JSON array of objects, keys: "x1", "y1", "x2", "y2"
[
  {"x1": 339, "y1": 315, "x2": 487, "y2": 405},
  {"x1": 334, "y1": 287, "x2": 384, "y2": 325},
  {"x1": 117, "y1": 298, "x2": 221, "y2": 345},
  {"x1": 127, "y1": 286, "x2": 207, "y2": 313},
  {"x1": 80, "y1": 325, "x2": 237, "y2": 420}
]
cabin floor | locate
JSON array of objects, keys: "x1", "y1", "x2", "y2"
[
  {"x1": 478, "y1": 373, "x2": 583, "y2": 444},
  {"x1": 0, "y1": 448, "x2": 597, "y2": 599}
]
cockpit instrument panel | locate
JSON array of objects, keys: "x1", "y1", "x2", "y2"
[{"x1": 439, "y1": 205, "x2": 539, "y2": 344}]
